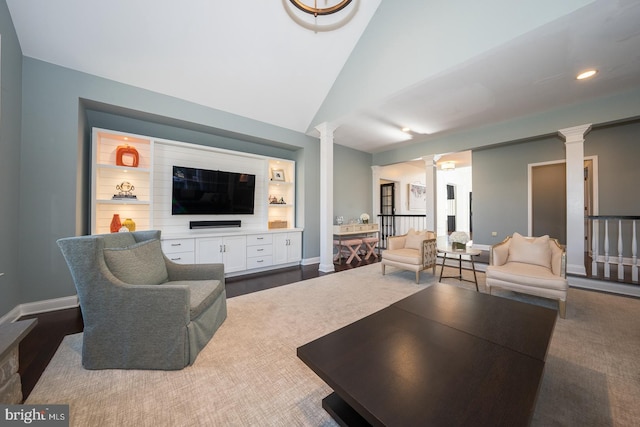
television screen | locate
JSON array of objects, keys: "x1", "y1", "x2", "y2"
[{"x1": 172, "y1": 166, "x2": 256, "y2": 215}]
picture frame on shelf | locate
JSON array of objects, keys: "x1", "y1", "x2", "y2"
[{"x1": 271, "y1": 169, "x2": 285, "y2": 181}]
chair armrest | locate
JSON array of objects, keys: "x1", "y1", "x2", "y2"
[
  {"x1": 165, "y1": 258, "x2": 225, "y2": 282},
  {"x1": 83, "y1": 263, "x2": 193, "y2": 328},
  {"x1": 388, "y1": 235, "x2": 407, "y2": 250},
  {"x1": 422, "y1": 238, "x2": 437, "y2": 267},
  {"x1": 490, "y1": 237, "x2": 511, "y2": 266}
]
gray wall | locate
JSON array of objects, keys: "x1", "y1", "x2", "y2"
[
  {"x1": 0, "y1": 0, "x2": 23, "y2": 317},
  {"x1": 472, "y1": 136, "x2": 566, "y2": 245},
  {"x1": 585, "y1": 120, "x2": 640, "y2": 215},
  {"x1": 472, "y1": 120, "x2": 640, "y2": 246},
  {"x1": 333, "y1": 144, "x2": 373, "y2": 223},
  {"x1": 16, "y1": 57, "x2": 321, "y2": 308}
]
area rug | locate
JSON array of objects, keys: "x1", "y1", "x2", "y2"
[{"x1": 27, "y1": 264, "x2": 640, "y2": 426}]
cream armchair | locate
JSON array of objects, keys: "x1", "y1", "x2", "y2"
[
  {"x1": 381, "y1": 229, "x2": 437, "y2": 283},
  {"x1": 486, "y1": 232, "x2": 568, "y2": 318}
]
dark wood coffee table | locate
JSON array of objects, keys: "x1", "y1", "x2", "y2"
[{"x1": 297, "y1": 284, "x2": 557, "y2": 426}]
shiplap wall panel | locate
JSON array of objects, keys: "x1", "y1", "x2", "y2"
[{"x1": 153, "y1": 141, "x2": 268, "y2": 235}]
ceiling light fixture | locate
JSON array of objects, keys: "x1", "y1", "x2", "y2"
[
  {"x1": 576, "y1": 69, "x2": 597, "y2": 80},
  {"x1": 289, "y1": 0, "x2": 352, "y2": 17},
  {"x1": 441, "y1": 161, "x2": 455, "y2": 171},
  {"x1": 401, "y1": 127, "x2": 411, "y2": 133}
]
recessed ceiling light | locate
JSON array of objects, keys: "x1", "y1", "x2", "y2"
[
  {"x1": 576, "y1": 69, "x2": 597, "y2": 80},
  {"x1": 402, "y1": 127, "x2": 411, "y2": 133}
]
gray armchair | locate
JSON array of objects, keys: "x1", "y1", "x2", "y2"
[{"x1": 57, "y1": 230, "x2": 227, "y2": 370}]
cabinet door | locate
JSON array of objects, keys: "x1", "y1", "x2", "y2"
[
  {"x1": 196, "y1": 237, "x2": 224, "y2": 264},
  {"x1": 222, "y1": 235, "x2": 247, "y2": 273},
  {"x1": 272, "y1": 233, "x2": 288, "y2": 265},
  {"x1": 286, "y1": 232, "x2": 302, "y2": 262}
]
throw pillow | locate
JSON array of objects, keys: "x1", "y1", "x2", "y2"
[
  {"x1": 103, "y1": 239, "x2": 169, "y2": 285},
  {"x1": 507, "y1": 232, "x2": 551, "y2": 269},
  {"x1": 405, "y1": 229, "x2": 429, "y2": 250}
]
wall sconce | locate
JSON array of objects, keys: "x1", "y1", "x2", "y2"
[{"x1": 441, "y1": 161, "x2": 455, "y2": 171}]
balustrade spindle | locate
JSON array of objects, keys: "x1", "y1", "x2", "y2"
[
  {"x1": 587, "y1": 215, "x2": 640, "y2": 284},
  {"x1": 604, "y1": 219, "x2": 610, "y2": 278},
  {"x1": 618, "y1": 219, "x2": 624, "y2": 280},
  {"x1": 633, "y1": 220, "x2": 638, "y2": 282},
  {"x1": 591, "y1": 219, "x2": 599, "y2": 276}
]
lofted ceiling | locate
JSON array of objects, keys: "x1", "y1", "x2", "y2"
[{"x1": 7, "y1": 1, "x2": 640, "y2": 155}]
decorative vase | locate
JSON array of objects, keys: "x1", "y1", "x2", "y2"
[
  {"x1": 123, "y1": 218, "x2": 136, "y2": 232},
  {"x1": 452, "y1": 242, "x2": 466, "y2": 251},
  {"x1": 110, "y1": 214, "x2": 121, "y2": 233},
  {"x1": 115, "y1": 145, "x2": 139, "y2": 167}
]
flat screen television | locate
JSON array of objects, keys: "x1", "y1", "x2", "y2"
[{"x1": 172, "y1": 166, "x2": 256, "y2": 215}]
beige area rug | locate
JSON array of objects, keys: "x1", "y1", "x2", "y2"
[{"x1": 27, "y1": 264, "x2": 640, "y2": 426}]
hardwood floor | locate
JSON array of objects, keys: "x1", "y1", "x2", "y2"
[{"x1": 17, "y1": 257, "x2": 380, "y2": 401}]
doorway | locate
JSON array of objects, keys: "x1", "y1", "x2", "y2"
[
  {"x1": 530, "y1": 158, "x2": 596, "y2": 247},
  {"x1": 380, "y1": 182, "x2": 396, "y2": 247}
]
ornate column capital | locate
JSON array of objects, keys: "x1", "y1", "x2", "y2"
[{"x1": 559, "y1": 124, "x2": 592, "y2": 144}]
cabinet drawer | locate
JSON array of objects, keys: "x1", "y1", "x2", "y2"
[
  {"x1": 165, "y1": 252, "x2": 195, "y2": 264},
  {"x1": 247, "y1": 256, "x2": 273, "y2": 269},
  {"x1": 247, "y1": 244, "x2": 273, "y2": 257},
  {"x1": 247, "y1": 234, "x2": 273, "y2": 246},
  {"x1": 162, "y1": 238, "x2": 195, "y2": 254}
]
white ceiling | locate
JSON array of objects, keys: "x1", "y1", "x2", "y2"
[{"x1": 7, "y1": 0, "x2": 640, "y2": 154}]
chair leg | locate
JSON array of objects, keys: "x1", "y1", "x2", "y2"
[
  {"x1": 558, "y1": 300, "x2": 566, "y2": 318},
  {"x1": 415, "y1": 271, "x2": 420, "y2": 284},
  {"x1": 381, "y1": 263, "x2": 386, "y2": 275}
]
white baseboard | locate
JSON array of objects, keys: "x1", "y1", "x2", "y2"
[
  {"x1": 0, "y1": 306, "x2": 23, "y2": 325},
  {"x1": 568, "y1": 276, "x2": 640, "y2": 297},
  {"x1": 301, "y1": 256, "x2": 320, "y2": 266},
  {"x1": 0, "y1": 295, "x2": 79, "y2": 324},
  {"x1": 471, "y1": 243, "x2": 491, "y2": 251}
]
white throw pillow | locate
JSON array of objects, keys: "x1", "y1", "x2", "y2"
[{"x1": 507, "y1": 232, "x2": 551, "y2": 269}]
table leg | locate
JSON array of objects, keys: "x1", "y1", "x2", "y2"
[
  {"x1": 458, "y1": 255, "x2": 463, "y2": 279},
  {"x1": 439, "y1": 253, "x2": 447, "y2": 282},
  {"x1": 471, "y1": 256, "x2": 479, "y2": 291}
]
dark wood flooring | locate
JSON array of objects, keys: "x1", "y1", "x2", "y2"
[{"x1": 17, "y1": 257, "x2": 380, "y2": 402}]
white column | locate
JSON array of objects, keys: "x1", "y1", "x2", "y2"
[
  {"x1": 559, "y1": 124, "x2": 592, "y2": 276},
  {"x1": 422, "y1": 155, "x2": 438, "y2": 232},
  {"x1": 371, "y1": 165, "x2": 381, "y2": 221},
  {"x1": 317, "y1": 122, "x2": 336, "y2": 273}
]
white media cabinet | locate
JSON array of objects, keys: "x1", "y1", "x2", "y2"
[
  {"x1": 161, "y1": 229, "x2": 302, "y2": 276},
  {"x1": 91, "y1": 128, "x2": 302, "y2": 276}
]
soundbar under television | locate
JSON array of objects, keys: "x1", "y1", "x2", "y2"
[{"x1": 172, "y1": 166, "x2": 256, "y2": 215}]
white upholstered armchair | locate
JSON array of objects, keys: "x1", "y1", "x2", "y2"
[
  {"x1": 381, "y1": 229, "x2": 437, "y2": 284},
  {"x1": 486, "y1": 233, "x2": 568, "y2": 318}
]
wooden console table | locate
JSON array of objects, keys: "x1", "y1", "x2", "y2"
[{"x1": 333, "y1": 224, "x2": 380, "y2": 264}]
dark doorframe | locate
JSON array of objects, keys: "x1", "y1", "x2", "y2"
[{"x1": 380, "y1": 183, "x2": 395, "y2": 246}]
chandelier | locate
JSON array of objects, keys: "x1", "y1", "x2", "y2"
[{"x1": 289, "y1": 0, "x2": 352, "y2": 17}]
